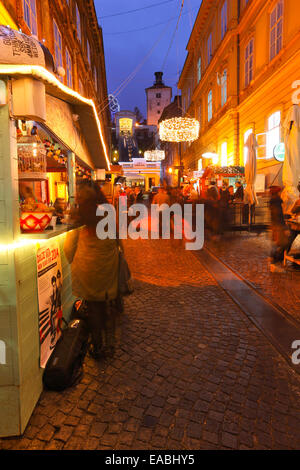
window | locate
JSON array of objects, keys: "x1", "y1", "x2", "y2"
[
  {"x1": 221, "y1": 1, "x2": 228, "y2": 40},
  {"x1": 245, "y1": 38, "x2": 254, "y2": 87},
  {"x1": 79, "y1": 79, "x2": 84, "y2": 96},
  {"x1": 66, "y1": 49, "x2": 73, "y2": 88},
  {"x1": 244, "y1": 128, "x2": 253, "y2": 163},
  {"x1": 94, "y1": 67, "x2": 98, "y2": 91},
  {"x1": 208, "y1": 90, "x2": 212, "y2": 122},
  {"x1": 53, "y1": 20, "x2": 63, "y2": 72},
  {"x1": 221, "y1": 69, "x2": 227, "y2": 106},
  {"x1": 23, "y1": 0, "x2": 37, "y2": 36},
  {"x1": 157, "y1": 110, "x2": 160, "y2": 114},
  {"x1": 197, "y1": 57, "x2": 201, "y2": 83},
  {"x1": 76, "y1": 4, "x2": 81, "y2": 43},
  {"x1": 270, "y1": 1, "x2": 283, "y2": 61},
  {"x1": 221, "y1": 142, "x2": 227, "y2": 166},
  {"x1": 266, "y1": 111, "x2": 281, "y2": 158},
  {"x1": 207, "y1": 33, "x2": 212, "y2": 65},
  {"x1": 198, "y1": 101, "x2": 202, "y2": 128},
  {"x1": 156, "y1": 93, "x2": 161, "y2": 98},
  {"x1": 86, "y1": 40, "x2": 91, "y2": 66}
]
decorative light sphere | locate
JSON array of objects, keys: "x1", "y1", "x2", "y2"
[
  {"x1": 159, "y1": 117, "x2": 200, "y2": 143},
  {"x1": 144, "y1": 149, "x2": 165, "y2": 162}
]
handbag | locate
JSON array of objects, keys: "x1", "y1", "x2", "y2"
[{"x1": 117, "y1": 244, "x2": 134, "y2": 297}]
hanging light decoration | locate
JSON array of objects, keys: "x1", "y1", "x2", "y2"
[
  {"x1": 159, "y1": 117, "x2": 200, "y2": 143},
  {"x1": 144, "y1": 149, "x2": 165, "y2": 162}
]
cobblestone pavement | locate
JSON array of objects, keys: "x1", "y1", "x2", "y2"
[
  {"x1": 1, "y1": 238, "x2": 300, "y2": 450},
  {"x1": 205, "y1": 232, "x2": 300, "y2": 323}
]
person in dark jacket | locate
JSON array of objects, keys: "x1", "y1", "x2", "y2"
[
  {"x1": 233, "y1": 181, "x2": 244, "y2": 201},
  {"x1": 206, "y1": 181, "x2": 220, "y2": 237},
  {"x1": 269, "y1": 186, "x2": 289, "y2": 272}
]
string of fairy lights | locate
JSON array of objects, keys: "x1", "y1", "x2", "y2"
[{"x1": 159, "y1": 117, "x2": 200, "y2": 143}]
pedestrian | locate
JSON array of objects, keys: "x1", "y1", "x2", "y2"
[
  {"x1": 219, "y1": 182, "x2": 231, "y2": 234},
  {"x1": 233, "y1": 181, "x2": 244, "y2": 202},
  {"x1": 64, "y1": 182, "x2": 120, "y2": 359},
  {"x1": 269, "y1": 185, "x2": 290, "y2": 273},
  {"x1": 285, "y1": 181, "x2": 300, "y2": 257},
  {"x1": 206, "y1": 181, "x2": 220, "y2": 238},
  {"x1": 152, "y1": 187, "x2": 171, "y2": 237},
  {"x1": 228, "y1": 185, "x2": 234, "y2": 203},
  {"x1": 134, "y1": 186, "x2": 144, "y2": 203}
]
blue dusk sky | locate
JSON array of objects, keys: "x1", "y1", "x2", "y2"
[{"x1": 94, "y1": 0, "x2": 201, "y2": 119}]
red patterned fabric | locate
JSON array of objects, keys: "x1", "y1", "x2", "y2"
[{"x1": 20, "y1": 212, "x2": 51, "y2": 232}]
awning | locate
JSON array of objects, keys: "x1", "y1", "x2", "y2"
[
  {"x1": 0, "y1": 25, "x2": 47, "y2": 68},
  {"x1": 0, "y1": 26, "x2": 110, "y2": 170}
]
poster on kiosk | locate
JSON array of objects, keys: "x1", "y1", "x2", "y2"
[{"x1": 36, "y1": 241, "x2": 63, "y2": 368}]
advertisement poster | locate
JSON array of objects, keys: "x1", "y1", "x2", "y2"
[{"x1": 37, "y1": 241, "x2": 63, "y2": 368}]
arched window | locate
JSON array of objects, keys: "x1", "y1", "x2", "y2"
[
  {"x1": 23, "y1": 0, "x2": 37, "y2": 36},
  {"x1": 208, "y1": 90, "x2": 213, "y2": 122},
  {"x1": 270, "y1": 1, "x2": 283, "y2": 61},
  {"x1": 197, "y1": 57, "x2": 202, "y2": 83},
  {"x1": 221, "y1": 70, "x2": 227, "y2": 106}
]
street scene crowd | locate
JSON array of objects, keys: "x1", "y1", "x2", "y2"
[{"x1": 113, "y1": 179, "x2": 300, "y2": 274}]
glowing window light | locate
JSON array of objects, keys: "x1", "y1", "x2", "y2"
[
  {"x1": 0, "y1": 64, "x2": 110, "y2": 170},
  {"x1": 144, "y1": 150, "x2": 165, "y2": 161},
  {"x1": 267, "y1": 111, "x2": 281, "y2": 159},
  {"x1": 202, "y1": 152, "x2": 218, "y2": 159},
  {"x1": 212, "y1": 155, "x2": 219, "y2": 165},
  {"x1": 221, "y1": 142, "x2": 227, "y2": 166},
  {"x1": 159, "y1": 117, "x2": 199, "y2": 143}
]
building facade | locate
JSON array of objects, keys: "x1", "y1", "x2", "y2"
[
  {"x1": 146, "y1": 71, "x2": 172, "y2": 127},
  {"x1": 1, "y1": 0, "x2": 111, "y2": 149},
  {"x1": 179, "y1": 0, "x2": 300, "y2": 189}
]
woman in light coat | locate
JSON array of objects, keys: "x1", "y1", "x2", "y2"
[{"x1": 64, "y1": 183, "x2": 119, "y2": 359}]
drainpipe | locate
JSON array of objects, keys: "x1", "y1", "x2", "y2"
[{"x1": 236, "y1": 0, "x2": 241, "y2": 166}]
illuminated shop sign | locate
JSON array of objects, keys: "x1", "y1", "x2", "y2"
[{"x1": 119, "y1": 118, "x2": 133, "y2": 134}]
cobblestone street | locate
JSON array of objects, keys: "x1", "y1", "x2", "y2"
[
  {"x1": 1, "y1": 238, "x2": 300, "y2": 450},
  {"x1": 206, "y1": 232, "x2": 300, "y2": 322}
]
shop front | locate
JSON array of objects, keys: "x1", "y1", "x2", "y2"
[
  {"x1": 119, "y1": 158, "x2": 161, "y2": 191},
  {"x1": 0, "y1": 27, "x2": 109, "y2": 437}
]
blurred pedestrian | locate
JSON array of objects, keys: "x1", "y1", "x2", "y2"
[
  {"x1": 269, "y1": 185, "x2": 289, "y2": 272},
  {"x1": 152, "y1": 187, "x2": 171, "y2": 237},
  {"x1": 64, "y1": 182, "x2": 120, "y2": 359},
  {"x1": 219, "y1": 182, "x2": 231, "y2": 234},
  {"x1": 206, "y1": 181, "x2": 220, "y2": 237},
  {"x1": 228, "y1": 185, "x2": 234, "y2": 203},
  {"x1": 234, "y1": 181, "x2": 244, "y2": 202}
]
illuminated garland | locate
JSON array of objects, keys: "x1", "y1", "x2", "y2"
[
  {"x1": 0, "y1": 64, "x2": 111, "y2": 170},
  {"x1": 144, "y1": 150, "x2": 165, "y2": 161},
  {"x1": 159, "y1": 117, "x2": 199, "y2": 143}
]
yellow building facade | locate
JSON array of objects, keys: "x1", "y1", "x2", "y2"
[{"x1": 179, "y1": 0, "x2": 300, "y2": 189}]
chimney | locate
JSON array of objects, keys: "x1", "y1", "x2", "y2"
[{"x1": 154, "y1": 71, "x2": 164, "y2": 86}]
